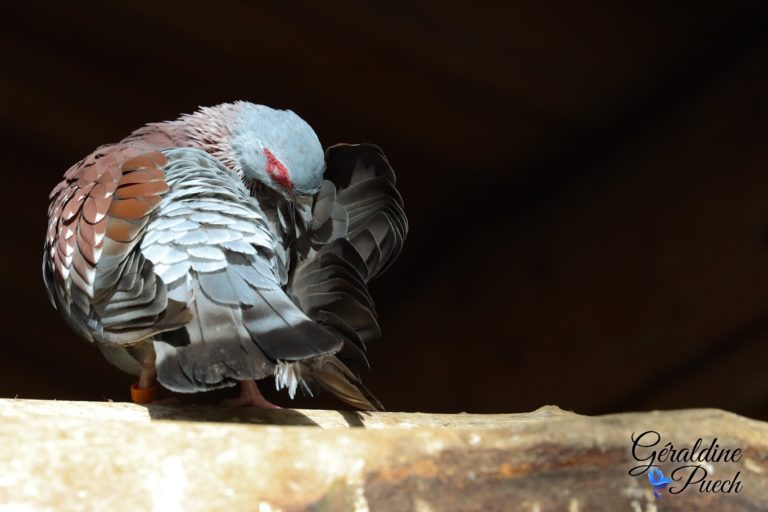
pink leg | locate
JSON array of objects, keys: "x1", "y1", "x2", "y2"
[
  {"x1": 131, "y1": 351, "x2": 178, "y2": 405},
  {"x1": 221, "y1": 380, "x2": 281, "y2": 409}
]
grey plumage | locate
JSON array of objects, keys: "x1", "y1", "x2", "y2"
[
  {"x1": 43, "y1": 102, "x2": 407, "y2": 410},
  {"x1": 146, "y1": 148, "x2": 343, "y2": 391},
  {"x1": 289, "y1": 144, "x2": 407, "y2": 374}
]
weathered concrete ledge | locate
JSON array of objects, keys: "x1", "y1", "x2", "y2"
[{"x1": 1, "y1": 399, "x2": 767, "y2": 511}]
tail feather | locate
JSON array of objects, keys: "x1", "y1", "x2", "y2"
[
  {"x1": 154, "y1": 280, "x2": 268, "y2": 392},
  {"x1": 307, "y1": 356, "x2": 384, "y2": 411},
  {"x1": 154, "y1": 272, "x2": 344, "y2": 393}
]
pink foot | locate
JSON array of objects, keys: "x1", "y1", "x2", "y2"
[{"x1": 221, "y1": 380, "x2": 281, "y2": 409}]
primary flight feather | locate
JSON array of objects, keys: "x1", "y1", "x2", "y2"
[{"x1": 42, "y1": 102, "x2": 407, "y2": 410}]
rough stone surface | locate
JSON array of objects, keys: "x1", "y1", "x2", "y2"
[{"x1": 0, "y1": 399, "x2": 766, "y2": 511}]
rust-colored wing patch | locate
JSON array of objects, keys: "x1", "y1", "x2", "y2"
[{"x1": 46, "y1": 147, "x2": 169, "y2": 302}]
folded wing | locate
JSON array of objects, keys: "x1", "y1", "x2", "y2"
[{"x1": 44, "y1": 146, "x2": 344, "y2": 393}]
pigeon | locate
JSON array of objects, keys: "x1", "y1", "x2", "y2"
[{"x1": 42, "y1": 102, "x2": 407, "y2": 410}]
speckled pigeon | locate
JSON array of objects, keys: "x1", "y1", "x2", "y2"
[{"x1": 43, "y1": 102, "x2": 407, "y2": 410}]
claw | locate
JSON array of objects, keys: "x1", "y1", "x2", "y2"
[{"x1": 221, "y1": 380, "x2": 281, "y2": 409}]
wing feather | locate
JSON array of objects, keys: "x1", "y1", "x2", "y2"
[{"x1": 287, "y1": 143, "x2": 407, "y2": 390}]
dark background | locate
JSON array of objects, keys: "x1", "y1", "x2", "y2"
[{"x1": 4, "y1": 1, "x2": 768, "y2": 419}]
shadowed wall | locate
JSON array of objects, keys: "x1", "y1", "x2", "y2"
[{"x1": 3, "y1": 1, "x2": 768, "y2": 418}]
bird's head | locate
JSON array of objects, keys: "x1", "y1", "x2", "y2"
[{"x1": 229, "y1": 103, "x2": 325, "y2": 199}]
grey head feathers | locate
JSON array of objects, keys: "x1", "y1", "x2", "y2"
[
  {"x1": 231, "y1": 103, "x2": 325, "y2": 196},
  {"x1": 172, "y1": 102, "x2": 326, "y2": 198}
]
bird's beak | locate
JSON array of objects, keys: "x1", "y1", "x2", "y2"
[{"x1": 294, "y1": 194, "x2": 314, "y2": 227}]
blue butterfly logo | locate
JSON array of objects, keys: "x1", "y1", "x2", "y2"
[{"x1": 648, "y1": 467, "x2": 672, "y2": 497}]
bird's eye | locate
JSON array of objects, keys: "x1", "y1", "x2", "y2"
[{"x1": 263, "y1": 148, "x2": 293, "y2": 191}]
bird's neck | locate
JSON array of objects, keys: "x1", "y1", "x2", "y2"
[{"x1": 128, "y1": 105, "x2": 245, "y2": 179}]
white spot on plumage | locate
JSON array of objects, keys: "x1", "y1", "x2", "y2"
[{"x1": 92, "y1": 228, "x2": 106, "y2": 247}]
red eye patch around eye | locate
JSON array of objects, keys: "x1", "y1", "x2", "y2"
[{"x1": 263, "y1": 148, "x2": 293, "y2": 191}]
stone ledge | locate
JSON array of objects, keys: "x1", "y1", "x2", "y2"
[{"x1": 0, "y1": 399, "x2": 766, "y2": 511}]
